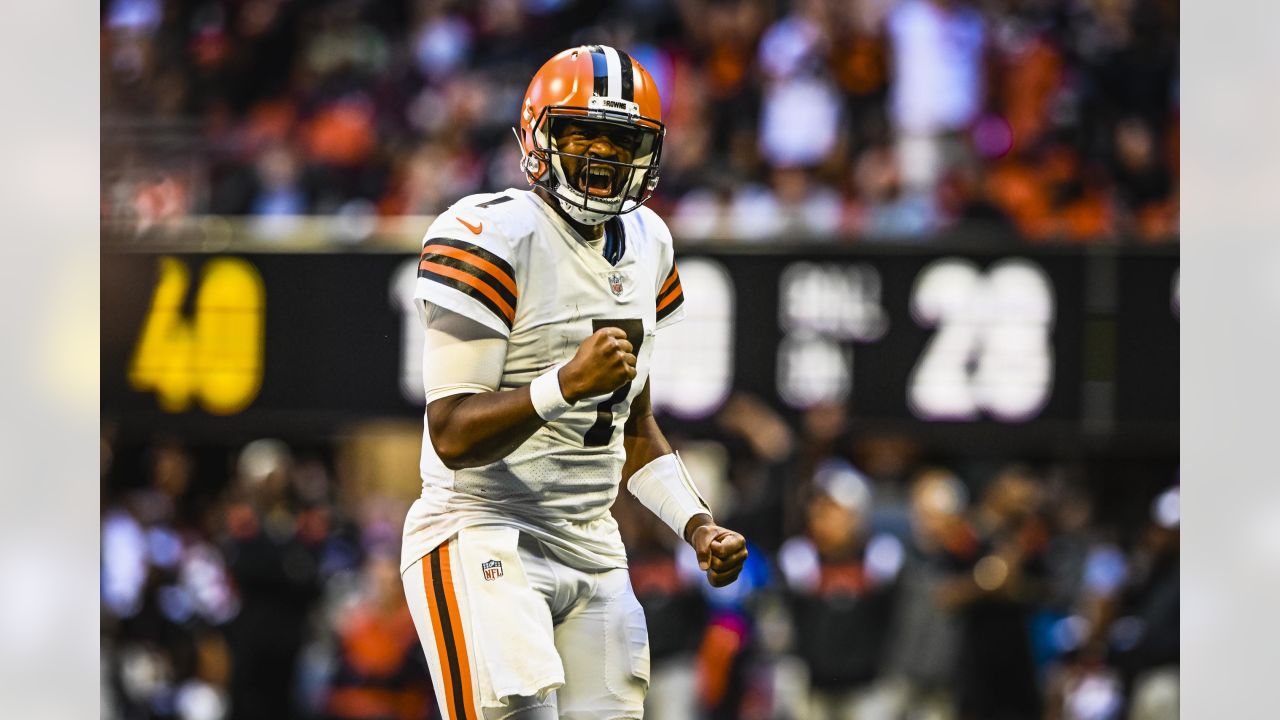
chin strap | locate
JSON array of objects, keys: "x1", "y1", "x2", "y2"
[{"x1": 514, "y1": 127, "x2": 542, "y2": 180}]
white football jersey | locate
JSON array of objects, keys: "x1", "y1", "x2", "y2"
[{"x1": 401, "y1": 190, "x2": 686, "y2": 573}]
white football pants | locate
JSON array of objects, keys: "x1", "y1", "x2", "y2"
[{"x1": 402, "y1": 526, "x2": 650, "y2": 719}]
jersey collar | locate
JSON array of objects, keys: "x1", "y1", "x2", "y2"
[{"x1": 527, "y1": 191, "x2": 632, "y2": 270}]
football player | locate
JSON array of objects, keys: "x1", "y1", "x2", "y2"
[{"x1": 400, "y1": 45, "x2": 749, "y2": 719}]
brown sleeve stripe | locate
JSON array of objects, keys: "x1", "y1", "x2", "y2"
[
  {"x1": 423, "y1": 543, "x2": 479, "y2": 720},
  {"x1": 422, "y1": 241, "x2": 517, "y2": 297},
  {"x1": 424, "y1": 237, "x2": 516, "y2": 287},
  {"x1": 656, "y1": 283, "x2": 684, "y2": 312},
  {"x1": 419, "y1": 262, "x2": 516, "y2": 328},
  {"x1": 418, "y1": 238, "x2": 517, "y2": 328},
  {"x1": 656, "y1": 294, "x2": 684, "y2": 322},
  {"x1": 656, "y1": 286, "x2": 684, "y2": 322},
  {"x1": 657, "y1": 278, "x2": 682, "y2": 307},
  {"x1": 656, "y1": 263, "x2": 684, "y2": 322},
  {"x1": 659, "y1": 265, "x2": 680, "y2": 296},
  {"x1": 420, "y1": 252, "x2": 518, "y2": 311},
  {"x1": 657, "y1": 265, "x2": 682, "y2": 303}
]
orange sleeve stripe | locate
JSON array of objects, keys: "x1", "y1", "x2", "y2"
[
  {"x1": 659, "y1": 267, "x2": 680, "y2": 296},
  {"x1": 656, "y1": 284, "x2": 684, "y2": 312},
  {"x1": 421, "y1": 556, "x2": 457, "y2": 718},
  {"x1": 420, "y1": 260, "x2": 516, "y2": 324},
  {"x1": 423, "y1": 244, "x2": 518, "y2": 296},
  {"x1": 437, "y1": 544, "x2": 479, "y2": 720}
]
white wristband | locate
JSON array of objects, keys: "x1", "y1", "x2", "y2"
[
  {"x1": 627, "y1": 452, "x2": 712, "y2": 540},
  {"x1": 529, "y1": 364, "x2": 573, "y2": 421}
]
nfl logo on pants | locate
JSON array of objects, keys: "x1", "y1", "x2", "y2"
[{"x1": 481, "y1": 559, "x2": 503, "y2": 581}]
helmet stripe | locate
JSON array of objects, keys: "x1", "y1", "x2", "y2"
[
  {"x1": 617, "y1": 51, "x2": 634, "y2": 102},
  {"x1": 589, "y1": 46, "x2": 609, "y2": 96},
  {"x1": 601, "y1": 45, "x2": 623, "y2": 98}
]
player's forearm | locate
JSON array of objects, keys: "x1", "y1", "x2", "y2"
[
  {"x1": 623, "y1": 392, "x2": 716, "y2": 544},
  {"x1": 622, "y1": 411, "x2": 672, "y2": 482},
  {"x1": 624, "y1": 418, "x2": 711, "y2": 543},
  {"x1": 427, "y1": 389, "x2": 546, "y2": 470}
]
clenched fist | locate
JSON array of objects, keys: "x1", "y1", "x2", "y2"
[
  {"x1": 688, "y1": 522, "x2": 748, "y2": 588},
  {"x1": 558, "y1": 327, "x2": 637, "y2": 403}
]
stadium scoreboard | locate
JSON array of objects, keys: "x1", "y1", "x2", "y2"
[{"x1": 102, "y1": 246, "x2": 1177, "y2": 449}]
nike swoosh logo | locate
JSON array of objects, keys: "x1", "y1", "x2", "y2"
[{"x1": 457, "y1": 217, "x2": 483, "y2": 235}]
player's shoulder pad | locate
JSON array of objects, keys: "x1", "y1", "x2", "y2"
[
  {"x1": 627, "y1": 204, "x2": 676, "y2": 253},
  {"x1": 430, "y1": 193, "x2": 513, "y2": 247},
  {"x1": 417, "y1": 192, "x2": 533, "y2": 335},
  {"x1": 431, "y1": 190, "x2": 544, "y2": 253},
  {"x1": 640, "y1": 206, "x2": 685, "y2": 327}
]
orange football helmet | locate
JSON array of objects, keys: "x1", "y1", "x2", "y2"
[{"x1": 516, "y1": 45, "x2": 665, "y2": 224}]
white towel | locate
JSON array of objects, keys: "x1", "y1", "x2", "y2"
[{"x1": 455, "y1": 526, "x2": 565, "y2": 708}]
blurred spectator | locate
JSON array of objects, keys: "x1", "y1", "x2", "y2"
[
  {"x1": 411, "y1": 6, "x2": 472, "y2": 82},
  {"x1": 938, "y1": 465, "x2": 1049, "y2": 720},
  {"x1": 789, "y1": 401, "x2": 851, "y2": 536},
  {"x1": 99, "y1": 0, "x2": 1177, "y2": 245},
  {"x1": 851, "y1": 143, "x2": 936, "y2": 238},
  {"x1": 102, "y1": 438, "x2": 237, "y2": 720},
  {"x1": 251, "y1": 143, "x2": 309, "y2": 217},
  {"x1": 778, "y1": 459, "x2": 902, "y2": 718},
  {"x1": 322, "y1": 555, "x2": 433, "y2": 720},
  {"x1": 757, "y1": 1, "x2": 842, "y2": 169},
  {"x1": 710, "y1": 393, "x2": 796, "y2": 553},
  {"x1": 729, "y1": 168, "x2": 844, "y2": 242},
  {"x1": 671, "y1": 181, "x2": 736, "y2": 243},
  {"x1": 933, "y1": 160, "x2": 1016, "y2": 238},
  {"x1": 104, "y1": 432, "x2": 1178, "y2": 719},
  {"x1": 691, "y1": 542, "x2": 772, "y2": 719},
  {"x1": 380, "y1": 142, "x2": 483, "y2": 216},
  {"x1": 882, "y1": 467, "x2": 970, "y2": 720},
  {"x1": 1037, "y1": 477, "x2": 1129, "y2": 720},
  {"x1": 222, "y1": 440, "x2": 325, "y2": 720},
  {"x1": 777, "y1": 167, "x2": 845, "y2": 239},
  {"x1": 886, "y1": 0, "x2": 986, "y2": 194},
  {"x1": 1110, "y1": 487, "x2": 1179, "y2": 720},
  {"x1": 1112, "y1": 118, "x2": 1177, "y2": 241}
]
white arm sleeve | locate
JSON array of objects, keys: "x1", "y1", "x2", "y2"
[
  {"x1": 421, "y1": 302, "x2": 508, "y2": 404},
  {"x1": 627, "y1": 452, "x2": 712, "y2": 540}
]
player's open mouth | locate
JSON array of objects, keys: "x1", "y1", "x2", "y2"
[{"x1": 578, "y1": 165, "x2": 616, "y2": 197}]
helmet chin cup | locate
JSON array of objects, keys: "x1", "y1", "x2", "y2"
[
  {"x1": 544, "y1": 149, "x2": 626, "y2": 225},
  {"x1": 554, "y1": 187, "x2": 613, "y2": 225}
]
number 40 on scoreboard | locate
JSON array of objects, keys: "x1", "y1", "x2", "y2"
[{"x1": 127, "y1": 256, "x2": 266, "y2": 416}]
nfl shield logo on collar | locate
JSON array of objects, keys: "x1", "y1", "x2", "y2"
[
  {"x1": 608, "y1": 271, "x2": 625, "y2": 296},
  {"x1": 481, "y1": 559, "x2": 503, "y2": 581}
]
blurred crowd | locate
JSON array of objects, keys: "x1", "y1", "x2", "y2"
[
  {"x1": 101, "y1": 0, "x2": 1178, "y2": 244},
  {"x1": 101, "y1": 396, "x2": 1179, "y2": 720}
]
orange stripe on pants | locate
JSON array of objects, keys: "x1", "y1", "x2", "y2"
[
  {"x1": 437, "y1": 544, "x2": 479, "y2": 720},
  {"x1": 423, "y1": 544, "x2": 480, "y2": 720},
  {"x1": 421, "y1": 554, "x2": 459, "y2": 717}
]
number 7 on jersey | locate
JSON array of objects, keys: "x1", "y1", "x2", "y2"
[{"x1": 583, "y1": 319, "x2": 644, "y2": 446}]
